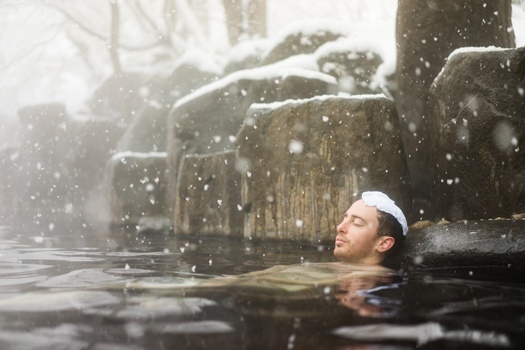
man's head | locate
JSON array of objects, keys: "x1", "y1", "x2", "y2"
[{"x1": 334, "y1": 191, "x2": 408, "y2": 264}]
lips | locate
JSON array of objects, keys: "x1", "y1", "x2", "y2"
[{"x1": 335, "y1": 236, "x2": 346, "y2": 245}]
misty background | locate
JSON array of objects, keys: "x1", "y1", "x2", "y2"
[{"x1": 0, "y1": 0, "x2": 400, "y2": 147}]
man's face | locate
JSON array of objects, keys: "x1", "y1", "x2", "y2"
[{"x1": 334, "y1": 199, "x2": 382, "y2": 264}]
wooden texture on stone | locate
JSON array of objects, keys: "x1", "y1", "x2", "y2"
[
  {"x1": 167, "y1": 69, "x2": 338, "y2": 227},
  {"x1": 430, "y1": 47, "x2": 525, "y2": 221},
  {"x1": 237, "y1": 95, "x2": 410, "y2": 242},
  {"x1": 175, "y1": 150, "x2": 243, "y2": 236}
]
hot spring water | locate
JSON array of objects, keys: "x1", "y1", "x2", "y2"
[{"x1": 0, "y1": 225, "x2": 523, "y2": 349}]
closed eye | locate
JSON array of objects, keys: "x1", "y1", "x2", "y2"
[{"x1": 352, "y1": 217, "x2": 366, "y2": 226}]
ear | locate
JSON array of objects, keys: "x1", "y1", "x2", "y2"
[{"x1": 376, "y1": 236, "x2": 395, "y2": 253}]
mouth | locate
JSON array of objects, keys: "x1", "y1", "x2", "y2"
[{"x1": 335, "y1": 236, "x2": 346, "y2": 246}]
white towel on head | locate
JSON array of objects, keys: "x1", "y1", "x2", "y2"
[{"x1": 362, "y1": 191, "x2": 408, "y2": 236}]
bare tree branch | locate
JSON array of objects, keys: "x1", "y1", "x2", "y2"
[
  {"x1": 131, "y1": 0, "x2": 167, "y2": 43},
  {"x1": 46, "y1": 3, "x2": 107, "y2": 41},
  {"x1": 163, "y1": 0, "x2": 175, "y2": 47},
  {"x1": 43, "y1": 2, "x2": 168, "y2": 51},
  {"x1": 108, "y1": 0, "x2": 121, "y2": 75}
]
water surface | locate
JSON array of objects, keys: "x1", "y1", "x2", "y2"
[{"x1": 0, "y1": 225, "x2": 524, "y2": 350}]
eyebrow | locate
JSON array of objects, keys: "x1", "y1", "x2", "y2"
[{"x1": 344, "y1": 213, "x2": 366, "y2": 222}]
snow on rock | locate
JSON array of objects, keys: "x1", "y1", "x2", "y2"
[
  {"x1": 173, "y1": 54, "x2": 324, "y2": 109},
  {"x1": 261, "y1": 19, "x2": 349, "y2": 65},
  {"x1": 314, "y1": 37, "x2": 387, "y2": 94},
  {"x1": 172, "y1": 49, "x2": 224, "y2": 77},
  {"x1": 224, "y1": 39, "x2": 273, "y2": 74},
  {"x1": 167, "y1": 56, "x2": 339, "y2": 225}
]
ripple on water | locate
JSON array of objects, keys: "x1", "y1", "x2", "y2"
[
  {"x1": 0, "y1": 262, "x2": 51, "y2": 275},
  {"x1": 113, "y1": 297, "x2": 217, "y2": 319},
  {"x1": 1, "y1": 249, "x2": 105, "y2": 263},
  {"x1": 106, "y1": 267, "x2": 156, "y2": 276},
  {"x1": 36, "y1": 268, "x2": 130, "y2": 288},
  {"x1": 0, "y1": 274, "x2": 47, "y2": 287},
  {"x1": 0, "y1": 290, "x2": 120, "y2": 312},
  {"x1": 151, "y1": 320, "x2": 234, "y2": 334},
  {"x1": 0, "y1": 329, "x2": 88, "y2": 350}
]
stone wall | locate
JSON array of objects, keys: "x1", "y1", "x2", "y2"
[
  {"x1": 106, "y1": 152, "x2": 168, "y2": 226},
  {"x1": 430, "y1": 47, "x2": 525, "y2": 221},
  {"x1": 395, "y1": 0, "x2": 515, "y2": 220},
  {"x1": 167, "y1": 68, "x2": 338, "y2": 231},
  {"x1": 236, "y1": 95, "x2": 410, "y2": 242},
  {"x1": 175, "y1": 150, "x2": 243, "y2": 237}
]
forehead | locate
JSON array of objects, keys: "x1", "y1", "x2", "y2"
[{"x1": 345, "y1": 199, "x2": 379, "y2": 221}]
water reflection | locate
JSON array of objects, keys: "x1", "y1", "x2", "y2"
[
  {"x1": 333, "y1": 322, "x2": 511, "y2": 348},
  {"x1": 0, "y1": 226, "x2": 524, "y2": 349}
]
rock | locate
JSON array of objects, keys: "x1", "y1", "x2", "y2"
[
  {"x1": 167, "y1": 64, "x2": 338, "y2": 224},
  {"x1": 175, "y1": 150, "x2": 243, "y2": 236},
  {"x1": 115, "y1": 54, "x2": 223, "y2": 153},
  {"x1": 388, "y1": 219, "x2": 525, "y2": 271},
  {"x1": 223, "y1": 39, "x2": 270, "y2": 74},
  {"x1": 162, "y1": 51, "x2": 223, "y2": 100},
  {"x1": 395, "y1": 0, "x2": 515, "y2": 220},
  {"x1": 430, "y1": 47, "x2": 525, "y2": 221},
  {"x1": 136, "y1": 217, "x2": 173, "y2": 236},
  {"x1": 68, "y1": 116, "x2": 126, "y2": 223},
  {"x1": 261, "y1": 21, "x2": 347, "y2": 65},
  {"x1": 88, "y1": 72, "x2": 150, "y2": 121},
  {"x1": 116, "y1": 106, "x2": 169, "y2": 153},
  {"x1": 14, "y1": 103, "x2": 72, "y2": 222},
  {"x1": 236, "y1": 95, "x2": 410, "y2": 242},
  {"x1": 106, "y1": 152, "x2": 169, "y2": 226},
  {"x1": 409, "y1": 220, "x2": 435, "y2": 230},
  {"x1": 0, "y1": 147, "x2": 18, "y2": 222},
  {"x1": 512, "y1": 213, "x2": 525, "y2": 220},
  {"x1": 315, "y1": 38, "x2": 384, "y2": 95}
]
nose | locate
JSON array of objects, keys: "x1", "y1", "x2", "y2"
[{"x1": 337, "y1": 221, "x2": 346, "y2": 234}]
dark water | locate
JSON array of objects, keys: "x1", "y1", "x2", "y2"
[{"x1": 0, "y1": 225, "x2": 524, "y2": 350}]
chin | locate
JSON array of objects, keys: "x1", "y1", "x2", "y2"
[{"x1": 333, "y1": 248, "x2": 350, "y2": 262}]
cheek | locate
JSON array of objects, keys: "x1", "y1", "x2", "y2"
[{"x1": 354, "y1": 236, "x2": 374, "y2": 250}]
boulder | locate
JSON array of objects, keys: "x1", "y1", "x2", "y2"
[
  {"x1": 175, "y1": 150, "x2": 243, "y2": 236},
  {"x1": 315, "y1": 38, "x2": 384, "y2": 95},
  {"x1": 0, "y1": 147, "x2": 18, "y2": 222},
  {"x1": 106, "y1": 152, "x2": 169, "y2": 226},
  {"x1": 395, "y1": 0, "x2": 515, "y2": 220},
  {"x1": 68, "y1": 116, "x2": 126, "y2": 223},
  {"x1": 115, "y1": 55, "x2": 222, "y2": 153},
  {"x1": 88, "y1": 72, "x2": 149, "y2": 121},
  {"x1": 261, "y1": 21, "x2": 346, "y2": 65},
  {"x1": 14, "y1": 103, "x2": 72, "y2": 222},
  {"x1": 6, "y1": 105, "x2": 127, "y2": 228},
  {"x1": 223, "y1": 39, "x2": 270, "y2": 75},
  {"x1": 167, "y1": 64, "x2": 338, "y2": 224},
  {"x1": 388, "y1": 219, "x2": 525, "y2": 272},
  {"x1": 116, "y1": 106, "x2": 170, "y2": 153},
  {"x1": 430, "y1": 47, "x2": 525, "y2": 221},
  {"x1": 162, "y1": 52, "x2": 223, "y2": 101},
  {"x1": 236, "y1": 95, "x2": 411, "y2": 242}
]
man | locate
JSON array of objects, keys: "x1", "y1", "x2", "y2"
[{"x1": 334, "y1": 191, "x2": 408, "y2": 264}]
